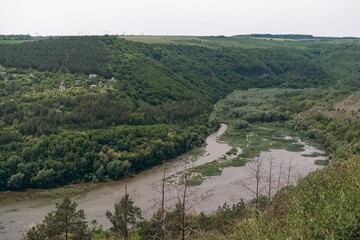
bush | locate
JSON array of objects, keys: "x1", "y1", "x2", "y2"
[{"x1": 234, "y1": 120, "x2": 250, "y2": 130}]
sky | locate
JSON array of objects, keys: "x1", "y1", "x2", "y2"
[{"x1": 1, "y1": 0, "x2": 360, "y2": 37}]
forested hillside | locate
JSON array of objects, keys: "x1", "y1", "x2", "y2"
[{"x1": 0, "y1": 36, "x2": 357, "y2": 191}]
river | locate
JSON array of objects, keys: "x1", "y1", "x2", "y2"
[{"x1": 0, "y1": 123, "x2": 325, "y2": 239}]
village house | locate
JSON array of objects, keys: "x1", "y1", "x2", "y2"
[
  {"x1": 75, "y1": 80, "x2": 81, "y2": 85},
  {"x1": 261, "y1": 73, "x2": 271, "y2": 78},
  {"x1": 108, "y1": 77, "x2": 116, "y2": 82},
  {"x1": 89, "y1": 74, "x2": 97, "y2": 79},
  {"x1": 59, "y1": 85, "x2": 66, "y2": 91},
  {"x1": 102, "y1": 84, "x2": 107, "y2": 88},
  {"x1": 90, "y1": 84, "x2": 96, "y2": 90},
  {"x1": 0, "y1": 72, "x2": 6, "y2": 76},
  {"x1": 98, "y1": 81, "x2": 104, "y2": 86},
  {"x1": 60, "y1": 81, "x2": 65, "y2": 85},
  {"x1": 29, "y1": 74, "x2": 35, "y2": 78}
]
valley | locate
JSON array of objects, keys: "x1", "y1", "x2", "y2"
[{"x1": 0, "y1": 35, "x2": 359, "y2": 239}]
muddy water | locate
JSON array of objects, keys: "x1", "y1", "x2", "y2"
[{"x1": 0, "y1": 124, "x2": 325, "y2": 239}]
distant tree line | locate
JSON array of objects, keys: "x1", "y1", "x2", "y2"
[
  {"x1": 0, "y1": 34, "x2": 32, "y2": 40},
  {"x1": 233, "y1": 34, "x2": 360, "y2": 40}
]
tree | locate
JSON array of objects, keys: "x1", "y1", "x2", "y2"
[
  {"x1": 106, "y1": 160, "x2": 141, "y2": 240},
  {"x1": 137, "y1": 159, "x2": 172, "y2": 240},
  {"x1": 31, "y1": 168, "x2": 55, "y2": 188},
  {"x1": 160, "y1": 160, "x2": 167, "y2": 240},
  {"x1": 24, "y1": 197, "x2": 89, "y2": 240},
  {"x1": 107, "y1": 160, "x2": 131, "y2": 180},
  {"x1": 7, "y1": 155, "x2": 21, "y2": 174},
  {"x1": 238, "y1": 157, "x2": 264, "y2": 218},
  {"x1": 93, "y1": 165, "x2": 105, "y2": 182},
  {"x1": 106, "y1": 194, "x2": 142, "y2": 239},
  {"x1": 7, "y1": 172, "x2": 24, "y2": 190},
  {"x1": 174, "y1": 161, "x2": 212, "y2": 240}
]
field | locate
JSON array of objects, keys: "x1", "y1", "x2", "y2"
[
  {"x1": 0, "y1": 40, "x2": 32, "y2": 44},
  {"x1": 122, "y1": 35, "x2": 205, "y2": 44}
]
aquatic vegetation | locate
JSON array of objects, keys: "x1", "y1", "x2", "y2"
[{"x1": 314, "y1": 159, "x2": 330, "y2": 166}]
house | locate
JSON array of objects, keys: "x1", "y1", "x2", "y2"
[
  {"x1": 59, "y1": 85, "x2": 66, "y2": 91},
  {"x1": 90, "y1": 84, "x2": 97, "y2": 90},
  {"x1": 98, "y1": 81, "x2": 104, "y2": 86},
  {"x1": 75, "y1": 80, "x2": 81, "y2": 85},
  {"x1": 259, "y1": 73, "x2": 271, "y2": 78},
  {"x1": 60, "y1": 81, "x2": 65, "y2": 85},
  {"x1": 4, "y1": 78, "x2": 8, "y2": 82},
  {"x1": 0, "y1": 72, "x2": 6, "y2": 76},
  {"x1": 89, "y1": 74, "x2": 97, "y2": 79},
  {"x1": 102, "y1": 84, "x2": 107, "y2": 88},
  {"x1": 29, "y1": 74, "x2": 35, "y2": 78},
  {"x1": 12, "y1": 74, "x2": 17, "y2": 77},
  {"x1": 108, "y1": 77, "x2": 116, "y2": 82}
]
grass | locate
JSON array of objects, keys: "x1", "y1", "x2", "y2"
[
  {"x1": 122, "y1": 36, "x2": 207, "y2": 46},
  {"x1": 223, "y1": 135, "x2": 248, "y2": 146},
  {"x1": 172, "y1": 122, "x2": 326, "y2": 187},
  {"x1": 0, "y1": 40, "x2": 32, "y2": 44},
  {"x1": 35, "y1": 185, "x2": 96, "y2": 197},
  {"x1": 285, "y1": 143, "x2": 306, "y2": 152},
  {"x1": 188, "y1": 174, "x2": 205, "y2": 186},
  {"x1": 239, "y1": 149, "x2": 261, "y2": 158},
  {"x1": 302, "y1": 152, "x2": 327, "y2": 157},
  {"x1": 230, "y1": 157, "x2": 247, "y2": 167},
  {"x1": 314, "y1": 159, "x2": 330, "y2": 166},
  {"x1": 184, "y1": 155, "x2": 248, "y2": 186},
  {"x1": 192, "y1": 162, "x2": 223, "y2": 177},
  {"x1": 5, "y1": 208, "x2": 18, "y2": 212},
  {"x1": 0, "y1": 182, "x2": 101, "y2": 206},
  {"x1": 231, "y1": 124, "x2": 307, "y2": 157},
  {"x1": 226, "y1": 147, "x2": 238, "y2": 156},
  {"x1": 173, "y1": 154, "x2": 249, "y2": 186}
]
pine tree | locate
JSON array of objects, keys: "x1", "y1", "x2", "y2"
[
  {"x1": 24, "y1": 197, "x2": 89, "y2": 240},
  {"x1": 106, "y1": 194, "x2": 142, "y2": 240}
]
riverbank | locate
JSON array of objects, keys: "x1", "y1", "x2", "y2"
[
  {"x1": 0, "y1": 123, "x2": 326, "y2": 239},
  {"x1": 0, "y1": 125, "x2": 228, "y2": 239}
]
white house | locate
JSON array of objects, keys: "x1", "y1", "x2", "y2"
[
  {"x1": 59, "y1": 85, "x2": 66, "y2": 91},
  {"x1": 108, "y1": 77, "x2": 116, "y2": 82}
]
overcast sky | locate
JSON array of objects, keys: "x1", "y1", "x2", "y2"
[{"x1": 1, "y1": 0, "x2": 360, "y2": 37}]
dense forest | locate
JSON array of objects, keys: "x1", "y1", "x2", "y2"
[{"x1": 0, "y1": 35, "x2": 343, "y2": 190}]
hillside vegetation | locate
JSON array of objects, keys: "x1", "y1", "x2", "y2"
[
  {"x1": 0, "y1": 36, "x2": 342, "y2": 190},
  {"x1": 187, "y1": 87, "x2": 360, "y2": 239}
]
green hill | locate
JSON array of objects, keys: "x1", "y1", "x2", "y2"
[{"x1": 0, "y1": 36, "x2": 357, "y2": 190}]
